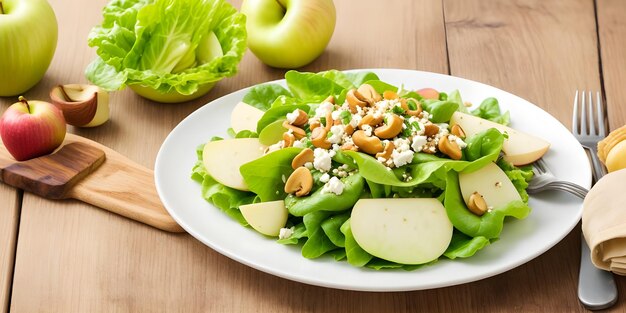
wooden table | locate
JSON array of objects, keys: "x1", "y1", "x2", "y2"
[{"x1": 1, "y1": 0, "x2": 625, "y2": 312}]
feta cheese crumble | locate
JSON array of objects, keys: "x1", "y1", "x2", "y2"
[
  {"x1": 279, "y1": 227, "x2": 295, "y2": 239},
  {"x1": 313, "y1": 148, "x2": 335, "y2": 172},
  {"x1": 321, "y1": 176, "x2": 344, "y2": 195},
  {"x1": 286, "y1": 109, "x2": 300, "y2": 124}
]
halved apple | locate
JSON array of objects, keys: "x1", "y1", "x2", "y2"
[
  {"x1": 459, "y1": 162, "x2": 521, "y2": 211},
  {"x1": 350, "y1": 198, "x2": 453, "y2": 265},
  {"x1": 239, "y1": 200, "x2": 288, "y2": 236},
  {"x1": 230, "y1": 102, "x2": 265, "y2": 133},
  {"x1": 202, "y1": 138, "x2": 266, "y2": 190},
  {"x1": 450, "y1": 111, "x2": 550, "y2": 165}
]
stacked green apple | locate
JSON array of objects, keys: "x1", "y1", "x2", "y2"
[
  {"x1": 241, "y1": 0, "x2": 336, "y2": 68},
  {"x1": 192, "y1": 70, "x2": 551, "y2": 270},
  {"x1": 0, "y1": 0, "x2": 57, "y2": 96},
  {"x1": 85, "y1": 0, "x2": 247, "y2": 103}
]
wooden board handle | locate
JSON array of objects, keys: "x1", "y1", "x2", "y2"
[
  {"x1": 0, "y1": 142, "x2": 105, "y2": 199},
  {"x1": 62, "y1": 135, "x2": 184, "y2": 233},
  {"x1": 0, "y1": 134, "x2": 184, "y2": 233},
  {"x1": 68, "y1": 159, "x2": 184, "y2": 233}
]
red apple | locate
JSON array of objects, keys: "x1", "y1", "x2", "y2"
[
  {"x1": 0, "y1": 96, "x2": 66, "y2": 161},
  {"x1": 417, "y1": 88, "x2": 440, "y2": 100}
]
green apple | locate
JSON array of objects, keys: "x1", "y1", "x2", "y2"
[
  {"x1": 230, "y1": 102, "x2": 265, "y2": 134},
  {"x1": 202, "y1": 138, "x2": 266, "y2": 190},
  {"x1": 450, "y1": 111, "x2": 550, "y2": 165},
  {"x1": 0, "y1": 0, "x2": 57, "y2": 96},
  {"x1": 241, "y1": 0, "x2": 336, "y2": 68},
  {"x1": 0, "y1": 96, "x2": 66, "y2": 161},
  {"x1": 458, "y1": 162, "x2": 521, "y2": 212},
  {"x1": 239, "y1": 200, "x2": 288, "y2": 236},
  {"x1": 258, "y1": 119, "x2": 287, "y2": 145},
  {"x1": 350, "y1": 198, "x2": 453, "y2": 265}
]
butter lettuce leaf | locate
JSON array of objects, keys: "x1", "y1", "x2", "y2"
[
  {"x1": 444, "y1": 170, "x2": 531, "y2": 239},
  {"x1": 497, "y1": 159, "x2": 533, "y2": 203},
  {"x1": 471, "y1": 97, "x2": 510, "y2": 125},
  {"x1": 242, "y1": 84, "x2": 292, "y2": 111},
  {"x1": 86, "y1": 0, "x2": 246, "y2": 95},
  {"x1": 240, "y1": 147, "x2": 302, "y2": 202},
  {"x1": 301, "y1": 211, "x2": 338, "y2": 259},
  {"x1": 285, "y1": 70, "x2": 345, "y2": 101},
  {"x1": 443, "y1": 231, "x2": 490, "y2": 259}
]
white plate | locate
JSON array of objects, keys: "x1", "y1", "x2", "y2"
[{"x1": 155, "y1": 69, "x2": 591, "y2": 291}]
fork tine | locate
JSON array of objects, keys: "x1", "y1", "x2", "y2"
[
  {"x1": 588, "y1": 90, "x2": 596, "y2": 136},
  {"x1": 573, "y1": 90, "x2": 579, "y2": 133},
  {"x1": 535, "y1": 158, "x2": 548, "y2": 173},
  {"x1": 596, "y1": 91, "x2": 606, "y2": 137},
  {"x1": 581, "y1": 91, "x2": 588, "y2": 135}
]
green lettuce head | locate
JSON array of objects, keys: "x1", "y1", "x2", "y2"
[{"x1": 85, "y1": 0, "x2": 247, "y2": 103}]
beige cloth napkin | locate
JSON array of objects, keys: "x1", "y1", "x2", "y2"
[{"x1": 582, "y1": 168, "x2": 626, "y2": 275}]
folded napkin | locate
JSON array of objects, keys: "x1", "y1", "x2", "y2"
[{"x1": 582, "y1": 168, "x2": 626, "y2": 275}]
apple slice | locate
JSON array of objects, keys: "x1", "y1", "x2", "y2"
[
  {"x1": 239, "y1": 200, "x2": 288, "y2": 236},
  {"x1": 350, "y1": 198, "x2": 453, "y2": 265},
  {"x1": 230, "y1": 102, "x2": 265, "y2": 133},
  {"x1": 459, "y1": 162, "x2": 521, "y2": 211},
  {"x1": 450, "y1": 111, "x2": 550, "y2": 165},
  {"x1": 258, "y1": 119, "x2": 287, "y2": 145},
  {"x1": 202, "y1": 138, "x2": 266, "y2": 191}
]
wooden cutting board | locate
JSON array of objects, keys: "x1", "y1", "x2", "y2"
[{"x1": 0, "y1": 133, "x2": 184, "y2": 233}]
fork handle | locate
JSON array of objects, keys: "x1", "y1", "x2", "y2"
[
  {"x1": 578, "y1": 146, "x2": 616, "y2": 310},
  {"x1": 578, "y1": 233, "x2": 618, "y2": 310},
  {"x1": 585, "y1": 146, "x2": 606, "y2": 181}
]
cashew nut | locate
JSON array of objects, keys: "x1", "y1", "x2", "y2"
[
  {"x1": 291, "y1": 148, "x2": 314, "y2": 169},
  {"x1": 345, "y1": 124, "x2": 355, "y2": 135},
  {"x1": 468, "y1": 191, "x2": 488, "y2": 216},
  {"x1": 357, "y1": 84, "x2": 382, "y2": 105},
  {"x1": 423, "y1": 123, "x2": 440, "y2": 137},
  {"x1": 282, "y1": 120, "x2": 306, "y2": 139},
  {"x1": 310, "y1": 120, "x2": 321, "y2": 131},
  {"x1": 284, "y1": 167, "x2": 314, "y2": 197},
  {"x1": 324, "y1": 95, "x2": 335, "y2": 104},
  {"x1": 311, "y1": 127, "x2": 332, "y2": 149},
  {"x1": 346, "y1": 89, "x2": 367, "y2": 113},
  {"x1": 376, "y1": 141, "x2": 395, "y2": 160},
  {"x1": 325, "y1": 111, "x2": 334, "y2": 132},
  {"x1": 374, "y1": 114, "x2": 404, "y2": 139},
  {"x1": 341, "y1": 143, "x2": 358, "y2": 151},
  {"x1": 359, "y1": 114, "x2": 383, "y2": 129},
  {"x1": 438, "y1": 135, "x2": 462, "y2": 160},
  {"x1": 383, "y1": 90, "x2": 399, "y2": 100},
  {"x1": 291, "y1": 109, "x2": 309, "y2": 127},
  {"x1": 352, "y1": 130, "x2": 383, "y2": 154},
  {"x1": 283, "y1": 132, "x2": 295, "y2": 147},
  {"x1": 400, "y1": 98, "x2": 423, "y2": 116},
  {"x1": 451, "y1": 124, "x2": 466, "y2": 139}
]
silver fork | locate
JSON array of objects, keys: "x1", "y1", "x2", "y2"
[
  {"x1": 573, "y1": 91, "x2": 607, "y2": 180},
  {"x1": 572, "y1": 90, "x2": 617, "y2": 310},
  {"x1": 526, "y1": 158, "x2": 588, "y2": 198}
]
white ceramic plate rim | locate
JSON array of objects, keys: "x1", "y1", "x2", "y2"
[{"x1": 155, "y1": 69, "x2": 591, "y2": 291}]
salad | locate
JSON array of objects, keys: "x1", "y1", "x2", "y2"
[{"x1": 191, "y1": 70, "x2": 548, "y2": 270}]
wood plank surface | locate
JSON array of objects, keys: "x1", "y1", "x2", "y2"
[
  {"x1": 444, "y1": 0, "x2": 624, "y2": 312},
  {"x1": 0, "y1": 185, "x2": 19, "y2": 313},
  {"x1": 4, "y1": 0, "x2": 625, "y2": 312},
  {"x1": 7, "y1": 0, "x2": 448, "y2": 312},
  {"x1": 597, "y1": 0, "x2": 626, "y2": 129}
]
